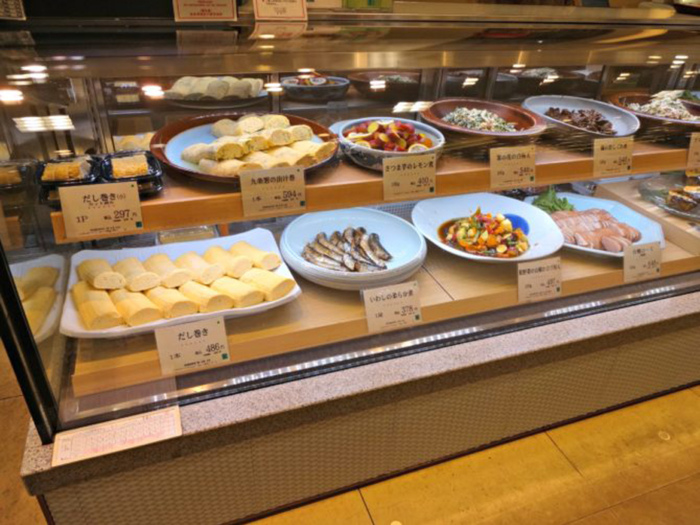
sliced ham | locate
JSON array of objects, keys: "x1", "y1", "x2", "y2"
[{"x1": 551, "y1": 208, "x2": 641, "y2": 253}]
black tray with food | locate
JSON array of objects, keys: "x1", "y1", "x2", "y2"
[{"x1": 36, "y1": 156, "x2": 100, "y2": 189}]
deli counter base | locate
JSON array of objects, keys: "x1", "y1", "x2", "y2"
[{"x1": 20, "y1": 288, "x2": 700, "y2": 525}]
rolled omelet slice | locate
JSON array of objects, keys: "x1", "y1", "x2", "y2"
[
  {"x1": 291, "y1": 140, "x2": 336, "y2": 161},
  {"x1": 204, "y1": 79, "x2": 229, "y2": 100},
  {"x1": 182, "y1": 143, "x2": 215, "y2": 164},
  {"x1": 204, "y1": 246, "x2": 252, "y2": 278},
  {"x1": 262, "y1": 114, "x2": 290, "y2": 130},
  {"x1": 72, "y1": 281, "x2": 123, "y2": 330},
  {"x1": 211, "y1": 277, "x2": 264, "y2": 308},
  {"x1": 109, "y1": 289, "x2": 162, "y2": 327},
  {"x1": 260, "y1": 128, "x2": 293, "y2": 147},
  {"x1": 211, "y1": 137, "x2": 248, "y2": 160},
  {"x1": 184, "y1": 77, "x2": 213, "y2": 100},
  {"x1": 23, "y1": 286, "x2": 56, "y2": 334},
  {"x1": 266, "y1": 146, "x2": 315, "y2": 168},
  {"x1": 233, "y1": 116, "x2": 264, "y2": 136},
  {"x1": 179, "y1": 281, "x2": 233, "y2": 313},
  {"x1": 203, "y1": 159, "x2": 264, "y2": 177},
  {"x1": 144, "y1": 254, "x2": 192, "y2": 289},
  {"x1": 242, "y1": 78, "x2": 265, "y2": 98},
  {"x1": 113, "y1": 257, "x2": 160, "y2": 292},
  {"x1": 229, "y1": 241, "x2": 281, "y2": 270},
  {"x1": 239, "y1": 268, "x2": 295, "y2": 302},
  {"x1": 77, "y1": 259, "x2": 126, "y2": 290},
  {"x1": 175, "y1": 252, "x2": 224, "y2": 285},
  {"x1": 145, "y1": 287, "x2": 198, "y2": 319},
  {"x1": 227, "y1": 79, "x2": 252, "y2": 99},
  {"x1": 287, "y1": 124, "x2": 314, "y2": 142},
  {"x1": 15, "y1": 266, "x2": 59, "y2": 301},
  {"x1": 242, "y1": 151, "x2": 290, "y2": 170},
  {"x1": 236, "y1": 133, "x2": 269, "y2": 152},
  {"x1": 170, "y1": 76, "x2": 198, "y2": 98},
  {"x1": 211, "y1": 118, "x2": 239, "y2": 138}
]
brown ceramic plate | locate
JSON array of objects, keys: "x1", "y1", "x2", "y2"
[
  {"x1": 607, "y1": 91, "x2": 700, "y2": 127},
  {"x1": 420, "y1": 98, "x2": 547, "y2": 139},
  {"x1": 150, "y1": 113, "x2": 338, "y2": 186},
  {"x1": 348, "y1": 70, "x2": 421, "y2": 100}
]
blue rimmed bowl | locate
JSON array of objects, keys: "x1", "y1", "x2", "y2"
[{"x1": 281, "y1": 76, "x2": 350, "y2": 102}]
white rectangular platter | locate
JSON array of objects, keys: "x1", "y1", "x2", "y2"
[
  {"x1": 11, "y1": 254, "x2": 68, "y2": 344},
  {"x1": 60, "y1": 228, "x2": 301, "y2": 339}
]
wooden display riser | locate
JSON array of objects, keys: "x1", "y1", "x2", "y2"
[
  {"x1": 51, "y1": 141, "x2": 688, "y2": 244},
  {"x1": 71, "y1": 238, "x2": 700, "y2": 398}
]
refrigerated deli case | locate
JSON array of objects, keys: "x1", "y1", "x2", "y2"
[{"x1": 4, "y1": 9, "x2": 700, "y2": 524}]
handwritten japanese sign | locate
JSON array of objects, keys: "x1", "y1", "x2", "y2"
[
  {"x1": 490, "y1": 145, "x2": 536, "y2": 190},
  {"x1": 594, "y1": 137, "x2": 633, "y2": 177},
  {"x1": 688, "y1": 133, "x2": 700, "y2": 171},
  {"x1": 173, "y1": 0, "x2": 237, "y2": 22},
  {"x1": 155, "y1": 317, "x2": 230, "y2": 374},
  {"x1": 253, "y1": 0, "x2": 307, "y2": 21},
  {"x1": 383, "y1": 154, "x2": 436, "y2": 201},
  {"x1": 59, "y1": 182, "x2": 143, "y2": 239},
  {"x1": 240, "y1": 166, "x2": 306, "y2": 217},
  {"x1": 517, "y1": 257, "x2": 562, "y2": 303},
  {"x1": 362, "y1": 281, "x2": 422, "y2": 334},
  {"x1": 624, "y1": 242, "x2": 662, "y2": 283}
]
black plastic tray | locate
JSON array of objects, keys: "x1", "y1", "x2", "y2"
[
  {"x1": 101, "y1": 151, "x2": 163, "y2": 183},
  {"x1": 36, "y1": 156, "x2": 99, "y2": 189}
]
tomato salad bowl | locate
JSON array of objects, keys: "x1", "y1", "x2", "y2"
[{"x1": 338, "y1": 117, "x2": 445, "y2": 172}]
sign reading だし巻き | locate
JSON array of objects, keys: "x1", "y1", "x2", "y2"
[
  {"x1": 383, "y1": 154, "x2": 436, "y2": 201},
  {"x1": 155, "y1": 317, "x2": 230, "y2": 375},
  {"x1": 240, "y1": 166, "x2": 306, "y2": 217},
  {"x1": 363, "y1": 281, "x2": 422, "y2": 334},
  {"x1": 490, "y1": 145, "x2": 536, "y2": 190},
  {"x1": 59, "y1": 182, "x2": 143, "y2": 239},
  {"x1": 253, "y1": 0, "x2": 308, "y2": 21},
  {"x1": 173, "y1": 0, "x2": 237, "y2": 21}
]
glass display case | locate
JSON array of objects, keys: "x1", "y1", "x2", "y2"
[{"x1": 2, "y1": 8, "x2": 700, "y2": 446}]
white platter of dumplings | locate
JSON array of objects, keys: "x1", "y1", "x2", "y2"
[
  {"x1": 59, "y1": 228, "x2": 302, "y2": 339},
  {"x1": 164, "y1": 76, "x2": 268, "y2": 109}
]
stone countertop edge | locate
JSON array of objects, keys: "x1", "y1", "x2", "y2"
[{"x1": 20, "y1": 290, "x2": 700, "y2": 495}]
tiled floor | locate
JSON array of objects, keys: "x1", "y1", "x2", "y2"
[{"x1": 1, "y1": 351, "x2": 699, "y2": 525}]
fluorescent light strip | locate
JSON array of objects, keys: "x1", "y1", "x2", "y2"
[{"x1": 14, "y1": 115, "x2": 74, "y2": 132}]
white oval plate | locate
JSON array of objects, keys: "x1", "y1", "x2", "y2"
[
  {"x1": 524, "y1": 192, "x2": 665, "y2": 258},
  {"x1": 60, "y1": 228, "x2": 301, "y2": 339},
  {"x1": 411, "y1": 193, "x2": 564, "y2": 264}
]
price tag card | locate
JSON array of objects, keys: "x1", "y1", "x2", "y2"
[
  {"x1": 594, "y1": 137, "x2": 633, "y2": 177},
  {"x1": 688, "y1": 133, "x2": 700, "y2": 171},
  {"x1": 240, "y1": 166, "x2": 306, "y2": 217},
  {"x1": 249, "y1": 21, "x2": 307, "y2": 40},
  {"x1": 59, "y1": 182, "x2": 143, "y2": 239},
  {"x1": 253, "y1": 0, "x2": 308, "y2": 21},
  {"x1": 52, "y1": 406, "x2": 182, "y2": 467},
  {"x1": 362, "y1": 281, "x2": 422, "y2": 334},
  {"x1": 517, "y1": 257, "x2": 562, "y2": 303},
  {"x1": 155, "y1": 317, "x2": 230, "y2": 375},
  {"x1": 490, "y1": 145, "x2": 536, "y2": 190},
  {"x1": 383, "y1": 154, "x2": 436, "y2": 201},
  {"x1": 173, "y1": 0, "x2": 237, "y2": 21},
  {"x1": 0, "y1": 0, "x2": 26, "y2": 20},
  {"x1": 624, "y1": 242, "x2": 662, "y2": 283}
]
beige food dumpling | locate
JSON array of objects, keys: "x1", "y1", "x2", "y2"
[
  {"x1": 144, "y1": 254, "x2": 192, "y2": 288},
  {"x1": 185, "y1": 77, "x2": 214, "y2": 100},
  {"x1": 22, "y1": 287, "x2": 56, "y2": 334},
  {"x1": 77, "y1": 259, "x2": 126, "y2": 290},
  {"x1": 229, "y1": 241, "x2": 281, "y2": 270},
  {"x1": 71, "y1": 281, "x2": 123, "y2": 330},
  {"x1": 109, "y1": 289, "x2": 162, "y2": 327},
  {"x1": 204, "y1": 79, "x2": 229, "y2": 100},
  {"x1": 204, "y1": 246, "x2": 252, "y2": 278},
  {"x1": 227, "y1": 79, "x2": 252, "y2": 99},
  {"x1": 113, "y1": 257, "x2": 160, "y2": 292},
  {"x1": 239, "y1": 268, "x2": 295, "y2": 302},
  {"x1": 175, "y1": 252, "x2": 224, "y2": 285},
  {"x1": 145, "y1": 287, "x2": 198, "y2": 319},
  {"x1": 243, "y1": 78, "x2": 264, "y2": 97},
  {"x1": 167, "y1": 76, "x2": 198, "y2": 99},
  {"x1": 211, "y1": 277, "x2": 264, "y2": 308},
  {"x1": 179, "y1": 281, "x2": 233, "y2": 313}
]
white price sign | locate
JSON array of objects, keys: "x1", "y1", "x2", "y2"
[
  {"x1": 490, "y1": 145, "x2": 536, "y2": 190},
  {"x1": 155, "y1": 317, "x2": 230, "y2": 374},
  {"x1": 253, "y1": 0, "x2": 307, "y2": 21},
  {"x1": 624, "y1": 242, "x2": 662, "y2": 283},
  {"x1": 240, "y1": 166, "x2": 306, "y2": 217},
  {"x1": 594, "y1": 137, "x2": 633, "y2": 177},
  {"x1": 688, "y1": 133, "x2": 700, "y2": 171},
  {"x1": 363, "y1": 281, "x2": 422, "y2": 334},
  {"x1": 517, "y1": 257, "x2": 562, "y2": 303},
  {"x1": 59, "y1": 182, "x2": 143, "y2": 239},
  {"x1": 383, "y1": 154, "x2": 436, "y2": 201}
]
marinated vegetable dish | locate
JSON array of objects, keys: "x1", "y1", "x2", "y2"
[
  {"x1": 376, "y1": 74, "x2": 417, "y2": 84},
  {"x1": 443, "y1": 107, "x2": 517, "y2": 132},
  {"x1": 344, "y1": 120, "x2": 433, "y2": 152},
  {"x1": 439, "y1": 209, "x2": 529, "y2": 258},
  {"x1": 544, "y1": 107, "x2": 616, "y2": 135},
  {"x1": 628, "y1": 91, "x2": 700, "y2": 121},
  {"x1": 284, "y1": 73, "x2": 342, "y2": 86}
]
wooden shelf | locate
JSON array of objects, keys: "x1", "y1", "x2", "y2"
[
  {"x1": 70, "y1": 181, "x2": 700, "y2": 397},
  {"x1": 51, "y1": 141, "x2": 689, "y2": 244}
]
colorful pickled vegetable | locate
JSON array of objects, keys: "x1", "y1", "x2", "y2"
[
  {"x1": 284, "y1": 73, "x2": 340, "y2": 86},
  {"x1": 344, "y1": 120, "x2": 433, "y2": 152},
  {"x1": 439, "y1": 208, "x2": 529, "y2": 258}
]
